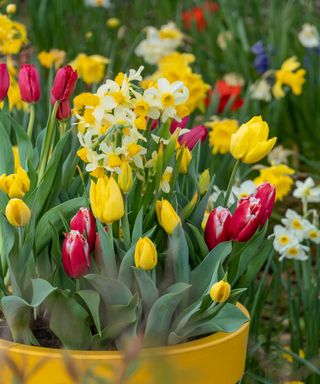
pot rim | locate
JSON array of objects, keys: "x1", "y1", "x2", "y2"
[{"x1": 0, "y1": 303, "x2": 250, "y2": 360}]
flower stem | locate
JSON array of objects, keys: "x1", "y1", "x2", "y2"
[
  {"x1": 121, "y1": 196, "x2": 131, "y2": 250},
  {"x1": 224, "y1": 159, "x2": 240, "y2": 206},
  {"x1": 27, "y1": 103, "x2": 35, "y2": 139}
]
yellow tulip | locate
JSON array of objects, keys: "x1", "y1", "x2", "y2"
[
  {"x1": 210, "y1": 280, "x2": 231, "y2": 303},
  {"x1": 118, "y1": 160, "x2": 133, "y2": 193},
  {"x1": 230, "y1": 116, "x2": 277, "y2": 164},
  {"x1": 0, "y1": 167, "x2": 30, "y2": 199},
  {"x1": 134, "y1": 237, "x2": 157, "y2": 270},
  {"x1": 177, "y1": 146, "x2": 192, "y2": 174},
  {"x1": 156, "y1": 199, "x2": 181, "y2": 235},
  {"x1": 5, "y1": 198, "x2": 31, "y2": 227},
  {"x1": 199, "y1": 169, "x2": 210, "y2": 195},
  {"x1": 90, "y1": 175, "x2": 124, "y2": 224},
  {"x1": 13, "y1": 146, "x2": 20, "y2": 172}
]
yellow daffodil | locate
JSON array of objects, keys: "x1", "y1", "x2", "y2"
[
  {"x1": 254, "y1": 164, "x2": 295, "y2": 201},
  {"x1": 207, "y1": 119, "x2": 239, "y2": 155},
  {"x1": 156, "y1": 199, "x2": 181, "y2": 235},
  {"x1": 71, "y1": 53, "x2": 109, "y2": 85},
  {"x1": 5, "y1": 198, "x2": 31, "y2": 227},
  {"x1": 38, "y1": 49, "x2": 66, "y2": 69},
  {"x1": 134, "y1": 237, "x2": 158, "y2": 270},
  {"x1": 6, "y1": 4, "x2": 17, "y2": 14},
  {"x1": 273, "y1": 57, "x2": 306, "y2": 99},
  {"x1": 230, "y1": 116, "x2": 277, "y2": 164},
  {"x1": 210, "y1": 281, "x2": 231, "y2": 303},
  {"x1": 0, "y1": 14, "x2": 27, "y2": 55},
  {"x1": 106, "y1": 18, "x2": 120, "y2": 29}
]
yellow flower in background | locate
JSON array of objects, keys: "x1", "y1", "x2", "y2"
[
  {"x1": 134, "y1": 237, "x2": 158, "y2": 270},
  {"x1": 177, "y1": 146, "x2": 192, "y2": 174},
  {"x1": 282, "y1": 347, "x2": 305, "y2": 363},
  {"x1": 6, "y1": 4, "x2": 17, "y2": 14},
  {"x1": 0, "y1": 167, "x2": 30, "y2": 199},
  {"x1": 0, "y1": 14, "x2": 27, "y2": 55},
  {"x1": 5, "y1": 198, "x2": 31, "y2": 227},
  {"x1": 73, "y1": 92, "x2": 99, "y2": 115},
  {"x1": 90, "y1": 175, "x2": 124, "y2": 224},
  {"x1": 156, "y1": 199, "x2": 181, "y2": 235},
  {"x1": 199, "y1": 169, "x2": 210, "y2": 195},
  {"x1": 207, "y1": 119, "x2": 239, "y2": 155},
  {"x1": 71, "y1": 53, "x2": 109, "y2": 85},
  {"x1": 273, "y1": 57, "x2": 306, "y2": 99},
  {"x1": 230, "y1": 116, "x2": 277, "y2": 163},
  {"x1": 254, "y1": 164, "x2": 295, "y2": 201},
  {"x1": 118, "y1": 160, "x2": 133, "y2": 193},
  {"x1": 210, "y1": 280, "x2": 231, "y2": 303},
  {"x1": 106, "y1": 18, "x2": 120, "y2": 29},
  {"x1": 38, "y1": 49, "x2": 66, "y2": 69}
]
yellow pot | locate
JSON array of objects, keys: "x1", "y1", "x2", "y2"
[{"x1": 0, "y1": 304, "x2": 249, "y2": 384}]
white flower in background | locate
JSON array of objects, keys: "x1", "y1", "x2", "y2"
[
  {"x1": 298, "y1": 23, "x2": 319, "y2": 48},
  {"x1": 232, "y1": 180, "x2": 257, "y2": 200},
  {"x1": 85, "y1": 0, "x2": 111, "y2": 8},
  {"x1": 273, "y1": 225, "x2": 300, "y2": 253},
  {"x1": 208, "y1": 185, "x2": 223, "y2": 209},
  {"x1": 293, "y1": 177, "x2": 320, "y2": 203},
  {"x1": 267, "y1": 145, "x2": 293, "y2": 165},
  {"x1": 223, "y1": 73, "x2": 245, "y2": 87},
  {"x1": 305, "y1": 221, "x2": 320, "y2": 244},
  {"x1": 250, "y1": 78, "x2": 272, "y2": 102},
  {"x1": 135, "y1": 22, "x2": 183, "y2": 65},
  {"x1": 216, "y1": 31, "x2": 233, "y2": 50},
  {"x1": 279, "y1": 243, "x2": 309, "y2": 261},
  {"x1": 281, "y1": 209, "x2": 308, "y2": 241},
  {"x1": 160, "y1": 167, "x2": 173, "y2": 193}
]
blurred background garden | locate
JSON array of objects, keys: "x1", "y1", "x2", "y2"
[{"x1": 1, "y1": 0, "x2": 320, "y2": 383}]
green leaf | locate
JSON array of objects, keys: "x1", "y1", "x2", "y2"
[
  {"x1": 0, "y1": 121, "x2": 14, "y2": 174},
  {"x1": 77, "y1": 290, "x2": 102, "y2": 335},
  {"x1": 97, "y1": 221, "x2": 117, "y2": 278},
  {"x1": 189, "y1": 177, "x2": 214, "y2": 228},
  {"x1": 144, "y1": 282, "x2": 190, "y2": 347},
  {"x1": 168, "y1": 225, "x2": 189, "y2": 284},
  {"x1": 30, "y1": 278, "x2": 57, "y2": 307},
  {"x1": 187, "y1": 223, "x2": 209, "y2": 259},
  {"x1": 35, "y1": 197, "x2": 85, "y2": 253},
  {"x1": 189, "y1": 241, "x2": 232, "y2": 302},
  {"x1": 132, "y1": 267, "x2": 159, "y2": 313},
  {"x1": 131, "y1": 207, "x2": 143, "y2": 244}
]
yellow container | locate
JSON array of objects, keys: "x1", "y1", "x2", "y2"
[{"x1": 0, "y1": 304, "x2": 249, "y2": 384}]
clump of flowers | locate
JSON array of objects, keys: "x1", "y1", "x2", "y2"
[
  {"x1": 0, "y1": 13, "x2": 27, "y2": 55},
  {"x1": 251, "y1": 41, "x2": 270, "y2": 74}
]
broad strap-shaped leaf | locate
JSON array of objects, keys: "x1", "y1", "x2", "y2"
[
  {"x1": 77, "y1": 290, "x2": 102, "y2": 335},
  {"x1": 144, "y1": 282, "x2": 190, "y2": 347},
  {"x1": 0, "y1": 121, "x2": 14, "y2": 174},
  {"x1": 187, "y1": 223, "x2": 209, "y2": 259},
  {"x1": 97, "y1": 221, "x2": 117, "y2": 278},
  {"x1": 132, "y1": 267, "x2": 159, "y2": 313},
  {"x1": 189, "y1": 177, "x2": 215, "y2": 228},
  {"x1": 131, "y1": 207, "x2": 143, "y2": 244},
  {"x1": 168, "y1": 225, "x2": 189, "y2": 284},
  {"x1": 189, "y1": 241, "x2": 232, "y2": 302}
]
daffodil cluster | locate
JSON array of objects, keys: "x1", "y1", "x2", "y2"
[
  {"x1": 0, "y1": 13, "x2": 27, "y2": 55},
  {"x1": 74, "y1": 66, "x2": 189, "y2": 176}
]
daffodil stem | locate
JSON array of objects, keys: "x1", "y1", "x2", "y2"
[
  {"x1": 38, "y1": 101, "x2": 59, "y2": 184},
  {"x1": 224, "y1": 159, "x2": 240, "y2": 206},
  {"x1": 27, "y1": 103, "x2": 35, "y2": 139}
]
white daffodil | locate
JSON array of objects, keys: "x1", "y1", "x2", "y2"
[
  {"x1": 127, "y1": 66, "x2": 144, "y2": 82},
  {"x1": 281, "y1": 209, "x2": 309, "y2": 241},
  {"x1": 279, "y1": 243, "x2": 309, "y2": 262},
  {"x1": 99, "y1": 143, "x2": 123, "y2": 173},
  {"x1": 293, "y1": 177, "x2": 320, "y2": 203},
  {"x1": 122, "y1": 135, "x2": 147, "y2": 169},
  {"x1": 250, "y1": 78, "x2": 272, "y2": 102},
  {"x1": 273, "y1": 225, "x2": 300, "y2": 253},
  {"x1": 304, "y1": 221, "x2": 320, "y2": 244},
  {"x1": 85, "y1": 0, "x2": 111, "y2": 8},
  {"x1": 160, "y1": 167, "x2": 173, "y2": 193},
  {"x1": 131, "y1": 89, "x2": 161, "y2": 120},
  {"x1": 267, "y1": 145, "x2": 293, "y2": 165},
  {"x1": 232, "y1": 180, "x2": 257, "y2": 200},
  {"x1": 298, "y1": 23, "x2": 319, "y2": 48}
]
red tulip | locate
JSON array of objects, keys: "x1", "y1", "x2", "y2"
[
  {"x1": 56, "y1": 99, "x2": 71, "y2": 121},
  {"x1": 62, "y1": 230, "x2": 90, "y2": 278},
  {"x1": 182, "y1": 2, "x2": 219, "y2": 31},
  {"x1": 51, "y1": 65, "x2": 78, "y2": 101},
  {"x1": 206, "y1": 80, "x2": 243, "y2": 113},
  {"x1": 229, "y1": 196, "x2": 262, "y2": 242},
  {"x1": 179, "y1": 125, "x2": 208, "y2": 150},
  {"x1": 170, "y1": 116, "x2": 189, "y2": 133},
  {"x1": 0, "y1": 64, "x2": 10, "y2": 102},
  {"x1": 205, "y1": 207, "x2": 232, "y2": 250},
  {"x1": 18, "y1": 64, "x2": 41, "y2": 103},
  {"x1": 70, "y1": 207, "x2": 96, "y2": 251},
  {"x1": 254, "y1": 182, "x2": 275, "y2": 226}
]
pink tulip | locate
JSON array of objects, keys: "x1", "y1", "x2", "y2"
[
  {"x1": 70, "y1": 207, "x2": 96, "y2": 251},
  {"x1": 254, "y1": 182, "x2": 275, "y2": 226},
  {"x1": 179, "y1": 125, "x2": 208, "y2": 150},
  {"x1": 0, "y1": 64, "x2": 10, "y2": 102},
  {"x1": 18, "y1": 64, "x2": 41, "y2": 103},
  {"x1": 51, "y1": 65, "x2": 78, "y2": 101},
  {"x1": 56, "y1": 99, "x2": 71, "y2": 121},
  {"x1": 170, "y1": 116, "x2": 189, "y2": 133},
  {"x1": 205, "y1": 207, "x2": 232, "y2": 250},
  {"x1": 62, "y1": 230, "x2": 90, "y2": 278},
  {"x1": 229, "y1": 196, "x2": 262, "y2": 242}
]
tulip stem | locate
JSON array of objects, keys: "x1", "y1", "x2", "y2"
[
  {"x1": 37, "y1": 101, "x2": 59, "y2": 184},
  {"x1": 27, "y1": 103, "x2": 35, "y2": 139},
  {"x1": 224, "y1": 159, "x2": 240, "y2": 206}
]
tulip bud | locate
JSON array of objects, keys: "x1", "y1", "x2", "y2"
[
  {"x1": 229, "y1": 196, "x2": 262, "y2": 242},
  {"x1": 0, "y1": 64, "x2": 10, "y2": 102},
  {"x1": 5, "y1": 198, "x2": 31, "y2": 227},
  {"x1": 170, "y1": 116, "x2": 189, "y2": 133},
  {"x1": 254, "y1": 182, "x2": 275, "y2": 226},
  {"x1": 204, "y1": 207, "x2": 232, "y2": 250},
  {"x1": 179, "y1": 125, "x2": 208, "y2": 150},
  {"x1": 177, "y1": 146, "x2": 192, "y2": 174},
  {"x1": 70, "y1": 207, "x2": 96, "y2": 251},
  {"x1": 134, "y1": 237, "x2": 158, "y2": 270},
  {"x1": 18, "y1": 64, "x2": 41, "y2": 103},
  {"x1": 6, "y1": 3, "x2": 17, "y2": 14},
  {"x1": 156, "y1": 199, "x2": 181, "y2": 235},
  {"x1": 62, "y1": 230, "x2": 90, "y2": 278},
  {"x1": 51, "y1": 65, "x2": 78, "y2": 101},
  {"x1": 90, "y1": 175, "x2": 124, "y2": 224},
  {"x1": 210, "y1": 280, "x2": 231, "y2": 303},
  {"x1": 118, "y1": 160, "x2": 133, "y2": 193},
  {"x1": 106, "y1": 17, "x2": 120, "y2": 29},
  {"x1": 0, "y1": 167, "x2": 30, "y2": 199},
  {"x1": 199, "y1": 169, "x2": 210, "y2": 195},
  {"x1": 56, "y1": 99, "x2": 71, "y2": 121}
]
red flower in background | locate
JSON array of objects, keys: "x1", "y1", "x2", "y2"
[
  {"x1": 206, "y1": 80, "x2": 244, "y2": 114},
  {"x1": 182, "y1": 2, "x2": 219, "y2": 31}
]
